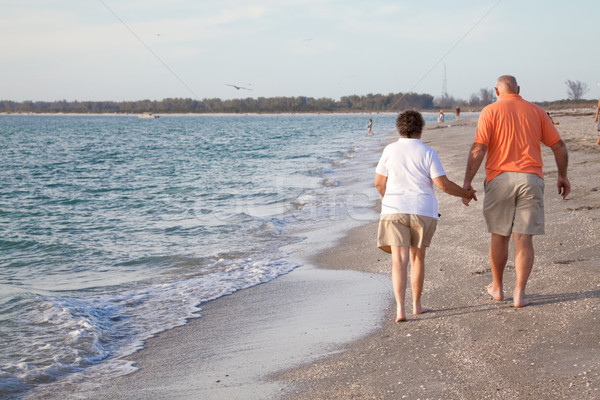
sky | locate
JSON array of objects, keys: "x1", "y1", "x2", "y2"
[{"x1": 2, "y1": 0, "x2": 599, "y2": 103}]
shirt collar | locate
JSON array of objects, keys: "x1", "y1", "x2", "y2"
[{"x1": 499, "y1": 93, "x2": 522, "y2": 100}]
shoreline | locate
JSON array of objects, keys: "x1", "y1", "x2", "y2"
[
  {"x1": 25, "y1": 115, "x2": 599, "y2": 399},
  {"x1": 23, "y1": 116, "x2": 400, "y2": 399},
  {"x1": 28, "y1": 233, "x2": 393, "y2": 399}
]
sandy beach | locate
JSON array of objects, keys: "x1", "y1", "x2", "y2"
[
  {"x1": 274, "y1": 114, "x2": 600, "y2": 399},
  {"x1": 29, "y1": 114, "x2": 599, "y2": 399}
]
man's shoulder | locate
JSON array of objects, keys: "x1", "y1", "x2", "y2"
[
  {"x1": 511, "y1": 98, "x2": 550, "y2": 120},
  {"x1": 526, "y1": 100, "x2": 547, "y2": 114},
  {"x1": 478, "y1": 102, "x2": 499, "y2": 120}
]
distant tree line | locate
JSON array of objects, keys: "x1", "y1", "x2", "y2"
[
  {"x1": 3, "y1": 83, "x2": 594, "y2": 114},
  {"x1": 0, "y1": 92, "x2": 435, "y2": 114}
]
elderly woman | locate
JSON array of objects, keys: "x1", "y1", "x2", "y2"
[{"x1": 375, "y1": 111, "x2": 476, "y2": 322}]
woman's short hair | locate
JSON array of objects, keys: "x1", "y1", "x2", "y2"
[{"x1": 396, "y1": 110, "x2": 425, "y2": 138}]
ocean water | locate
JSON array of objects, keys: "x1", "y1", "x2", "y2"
[{"x1": 0, "y1": 113, "x2": 443, "y2": 397}]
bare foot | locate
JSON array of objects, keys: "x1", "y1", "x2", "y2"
[
  {"x1": 487, "y1": 283, "x2": 504, "y2": 301},
  {"x1": 396, "y1": 305, "x2": 406, "y2": 323},
  {"x1": 597, "y1": 137, "x2": 600, "y2": 145},
  {"x1": 513, "y1": 290, "x2": 530, "y2": 308},
  {"x1": 413, "y1": 306, "x2": 429, "y2": 315}
]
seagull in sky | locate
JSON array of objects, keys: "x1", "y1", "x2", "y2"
[{"x1": 226, "y1": 84, "x2": 252, "y2": 91}]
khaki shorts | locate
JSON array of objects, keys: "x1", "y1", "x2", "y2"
[
  {"x1": 483, "y1": 172, "x2": 545, "y2": 236},
  {"x1": 377, "y1": 214, "x2": 438, "y2": 253}
]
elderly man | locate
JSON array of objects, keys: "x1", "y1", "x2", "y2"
[{"x1": 463, "y1": 75, "x2": 570, "y2": 308}]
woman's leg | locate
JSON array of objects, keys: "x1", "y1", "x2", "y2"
[
  {"x1": 391, "y1": 245, "x2": 410, "y2": 322},
  {"x1": 409, "y1": 246, "x2": 428, "y2": 314}
]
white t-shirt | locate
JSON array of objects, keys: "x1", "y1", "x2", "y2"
[{"x1": 375, "y1": 138, "x2": 446, "y2": 218}]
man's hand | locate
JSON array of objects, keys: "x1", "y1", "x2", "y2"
[
  {"x1": 557, "y1": 177, "x2": 571, "y2": 199},
  {"x1": 463, "y1": 143, "x2": 487, "y2": 206},
  {"x1": 549, "y1": 140, "x2": 569, "y2": 199}
]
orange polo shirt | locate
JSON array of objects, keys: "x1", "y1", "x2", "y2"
[{"x1": 474, "y1": 94, "x2": 561, "y2": 182}]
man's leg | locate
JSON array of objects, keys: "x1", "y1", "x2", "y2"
[
  {"x1": 409, "y1": 246, "x2": 428, "y2": 315},
  {"x1": 512, "y1": 233, "x2": 534, "y2": 308},
  {"x1": 391, "y1": 245, "x2": 410, "y2": 322},
  {"x1": 488, "y1": 233, "x2": 510, "y2": 301}
]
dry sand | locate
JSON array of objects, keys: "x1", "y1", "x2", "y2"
[
  {"x1": 275, "y1": 114, "x2": 600, "y2": 399},
  {"x1": 30, "y1": 114, "x2": 599, "y2": 400}
]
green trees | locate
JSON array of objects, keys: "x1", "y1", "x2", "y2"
[{"x1": 0, "y1": 92, "x2": 435, "y2": 114}]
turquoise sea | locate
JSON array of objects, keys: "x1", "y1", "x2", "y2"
[{"x1": 0, "y1": 113, "x2": 446, "y2": 397}]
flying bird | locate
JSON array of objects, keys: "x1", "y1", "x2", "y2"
[{"x1": 226, "y1": 84, "x2": 252, "y2": 91}]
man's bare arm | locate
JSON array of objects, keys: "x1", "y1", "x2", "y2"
[
  {"x1": 550, "y1": 139, "x2": 570, "y2": 199},
  {"x1": 462, "y1": 143, "x2": 487, "y2": 205}
]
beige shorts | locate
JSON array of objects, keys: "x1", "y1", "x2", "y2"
[
  {"x1": 377, "y1": 214, "x2": 438, "y2": 253},
  {"x1": 483, "y1": 172, "x2": 545, "y2": 236}
]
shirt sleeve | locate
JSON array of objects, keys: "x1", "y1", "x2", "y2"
[
  {"x1": 429, "y1": 149, "x2": 446, "y2": 179},
  {"x1": 540, "y1": 112, "x2": 561, "y2": 147},
  {"x1": 375, "y1": 146, "x2": 389, "y2": 176},
  {"x1": 474, "y1": 107, "x2": 492, "y2": 146}
]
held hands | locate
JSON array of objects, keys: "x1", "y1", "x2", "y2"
[
  {"x1": 462, "y1": 183, "x2": 477, "y2": 206},
  {"x1": 467, "y1": 188, "x2": 478, "y2": 201},
  {"x1": 465, "y1": 188, "x2": 478, "y2": 205}
]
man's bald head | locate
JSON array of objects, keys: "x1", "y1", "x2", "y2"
[{"x1": 495, "y1": 75, "x2": 520, "y2": 96}]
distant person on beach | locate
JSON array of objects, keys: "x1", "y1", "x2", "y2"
[
  {"x1": 437, "y1": 109, "x2": 445, "y2": 122},
  {"x1": 594, "y1": 98, "x2": 600, "y2": 144},
  {"x1": 546, "y1": 112, "x2": 559, "y2": 125},
  {"x1": 462, "y1": 75, "x2": 570, "y2": 308},
  {"x1": 375, "y1": 111, "x2": 477, "y2": 322},
  {"x1": 455, "y1": 106, "x2": 461, "y2": 119},
  {"x1": 367, "y1": 119, "x2": 374, "y2": 136}
]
